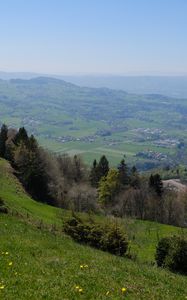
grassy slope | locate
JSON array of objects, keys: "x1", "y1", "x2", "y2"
[{"x1": 0, "y1": 159, "x2": 187, "y2": 299}]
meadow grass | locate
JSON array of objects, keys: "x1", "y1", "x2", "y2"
[
  {"x1": 1, "y1": 159, "x2": 187, "y2": 299},
  {"x1": 0, "y1": 158, "x2": 186, "y2": 263},
  {"x1": 1, "y1": 214, "x2": 187, "y2": 300}
]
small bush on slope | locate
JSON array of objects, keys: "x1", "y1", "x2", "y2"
[
  {"x1": 156, "y1": 235, "x2": 187, "y2": 274},
  {"x1": 0, "y1": 196, "x2": 8, "y2": 214},
  {"x1": 64, "y1": 215, "x2": 128, "y2": 256}
]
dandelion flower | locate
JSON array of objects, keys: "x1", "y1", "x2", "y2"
[
  {"x1": 0, "y1": 285, "x2": 5, "y2": 290},
  {"x1": 8, "y1": 262, "x2": 13, "y2": 266},
  {"x1": 75, "y1": 286, "x2": 80, "y2": 289},
  {"x1": 78, "y1": 288, "x2": 83, "y2": 293},
  {"x1": 80, "y1": 264, "x2": 88, "y2": 269},
  {"x1": 5, "y1": 252, "x2": 9, "y2": 255},
  {"x1": 121, "y1": 287, "x2": 127, "y2": 293}
]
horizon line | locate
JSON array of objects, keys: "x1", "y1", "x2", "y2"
[{"x1": 1, "y1": 70, "x2": 187, "y2": 77}]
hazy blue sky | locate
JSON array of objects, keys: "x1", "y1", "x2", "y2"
[{"x1": 0, "y1": 0, "x2": 186, "y2": 75}]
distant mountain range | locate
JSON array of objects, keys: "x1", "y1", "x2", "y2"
[{"x1": 1, "y1": 71, "x2": 187, "y2": 98}]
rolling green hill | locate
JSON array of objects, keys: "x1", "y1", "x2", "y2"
[
  {"x1": 0, "y1": 158, "x2": 187, "y2": 299},
  {"x1": 0, "y1": 77, "x2": 187, "y2": 169}
]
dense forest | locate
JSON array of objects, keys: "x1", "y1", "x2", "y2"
[{"x1": 0, "y1": 123, "x2": 187, "y2": 227}]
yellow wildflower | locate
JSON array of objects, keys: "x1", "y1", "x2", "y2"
[
  {"x1": 106, "y1": 291, "x2": 110, "y2": 295},
  {"x1": 5, "y1": 252, "x2": 9, "y2": 255},
  {"x1": 121, "y1": 287, "x2": 127, "y2": 293},
  {"x1": 78, "y1": 288, "x2": 83, "y2": 293},
  {"x1": 0, "y1": 285, "x2": 5, "y2": 290},
  {"x1": 75, "y1": 286, "x2": 80, "y2": 289},
  {"x1": 8, "y1": 262, "x2": 13, "y2": 266},
  {"x1": 80, "y1": 264, "x2": 88, "y2": 269}
]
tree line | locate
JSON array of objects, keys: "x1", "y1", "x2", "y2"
[{"x1": 0, "y1": 123, "x2": 187, "y2": 226}]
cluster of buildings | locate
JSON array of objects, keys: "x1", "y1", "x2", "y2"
[{"x1": 136, "y1": 150, "x2": 168, "y2": 161}]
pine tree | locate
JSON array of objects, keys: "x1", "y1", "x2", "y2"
[
  {"x1": 118, "y1": 159, "x2": 129, "y2": 186},
  {"x1": 28, "y1": 134, "x2": 38, "y2": 151},
  {"x1": 14, "y1": 127, "x2": 29, "y2": 146},
  {"x1": 149, "y1": 174, "x2": 154, "y2": 188},
  {"x1": 90, "y1": 157, "x2": 109, "y2": 187},
  {"x1": 0, "y1": 124, "x2": 8, "y2": 158},
  {"x1": 90, "y1": 159, "x2": 99, "y2": 187},
  {"x1": 149, "y1": 173, "x2": 163, "y2": 197},
  {"x1": 97, "y1": 155, "x2": 109, "y2": 179},
  {"x1": 14, "y1": 142, "x2": 50, "y2": 202},
  {"x1": 130, "y1": 166, "x2": 140, "y2": 188}
]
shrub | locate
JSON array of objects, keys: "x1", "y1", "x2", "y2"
[
  {"x1": 101, "y1": 223, "x2": 128, "y2": 256},
  {"x1": 0, "y1": 197, "x2": 8, "y2": 214},
  {"x1": 64, "y1": 217, "x2": 89, "y2": 243},
  {"x1": 155, "y1": 235, "x2": 187, "y2": 274},
  {"x1": 0, "y1": 206, "x2": 8, "y2": 214},
  {"x1": 87, "y1": 224, "x2": 104, "y2": 248},
  {"x1": 155, "y1": 237, "x2": 172, "y2": 267},
  {"x1": 64, "y1": 215, "x2": 128, "y2": 256},
  {"x1": 0, "y1": 197, "x2": 4, "y2": 206}
]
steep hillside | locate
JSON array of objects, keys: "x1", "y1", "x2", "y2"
[
  {"x1": 0, "y1": 159, "x2": 187, "y2": 299},
  {"x1": 0, "y1": 159, "x2": 64, "y2": 225},
  {"x1": 0, "y1": 158, "x2": 184, "y2": 263}
]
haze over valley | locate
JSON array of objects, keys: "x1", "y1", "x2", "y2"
[{"x1": 0, "y1": 75, "x2": 187, "y2": 170}]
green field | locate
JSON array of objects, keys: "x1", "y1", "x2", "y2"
[
  {"x1": 1, "y1": 77, "x2": 187, "y2": 168},
  {"x1": 0, "y1": 158, "x2": 187, "y2": 299}
]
